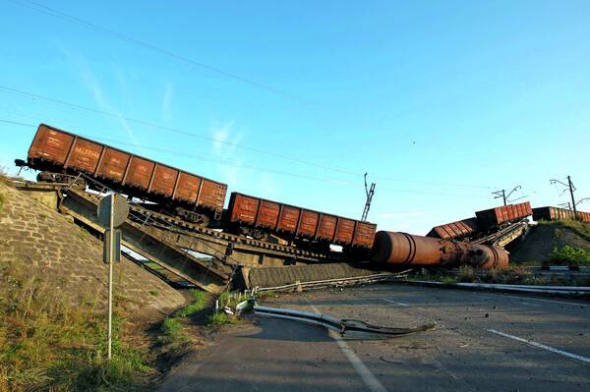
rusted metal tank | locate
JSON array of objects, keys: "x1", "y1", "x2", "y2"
[{"x1": 371, "y1": 231, "x2": 509, "y2": 269}]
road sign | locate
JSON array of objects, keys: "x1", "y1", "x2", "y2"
[
  {"x1": 103, "y1": 229, "x2": 122, "y2": 264},
  {"x1": 97, "y1": 193, "x2": 129, "y2": 228},
  {"x1": 98, "y1": 192, "x2": 129, "y2": 361}
]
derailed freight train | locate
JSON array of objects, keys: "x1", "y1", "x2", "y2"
[
  {"x1": 427, "y1": 202, "x2": 533, "y2": 241},
  {"x1": 21, "y1": 124, "x2": 377, "y2": 250}
]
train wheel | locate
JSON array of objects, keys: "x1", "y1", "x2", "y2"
[
  {"x1": 37, "y1": 171, "x2": 56, "y2": 183},
  {"x1": 174, "y1": 207, "x2": 210, "y2": 226}
]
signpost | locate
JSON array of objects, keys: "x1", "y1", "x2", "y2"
[{"x1": 97, "y1": 193, "x2": 129, "y2": 360}]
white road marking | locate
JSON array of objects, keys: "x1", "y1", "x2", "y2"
[
  {"x1": 487, "y1": 329, "x2": 590, "y2": 364},
  {"x1": 520, "y1": 302, "x2": 542, "y2": 307},
  {"x1": 479, "y1": 294, "x2": 586, "y2": 308},
  {"x1": 383, "y1": 299, "x2": 409, "y2": 307},
  {"x1": 307, "y1": 302, "x2": 388, "y2": 392}
]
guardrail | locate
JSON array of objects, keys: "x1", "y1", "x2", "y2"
[
  {"x1": 410, "y1": 280, "x2": 590, "y2": 295},
  {"x1": 253, "y1": 270, "x2": 411, "y2": 293}
]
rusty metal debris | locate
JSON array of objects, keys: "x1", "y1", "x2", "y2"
[{"x1": 254, "y1": 305, "x2": 436, "y2": 340}]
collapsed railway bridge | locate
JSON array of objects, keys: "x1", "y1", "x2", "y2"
[{"x1": 9, "y1": 122, "x2": 540, "y2": 292}]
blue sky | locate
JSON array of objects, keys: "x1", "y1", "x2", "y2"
[{"x1": 1, "y1": 0, "x2": 589, "y2": 234}]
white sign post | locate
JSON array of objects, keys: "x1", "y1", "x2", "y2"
[{"x1": 97, "y1": 193, "x2": 129, "y2": 360}]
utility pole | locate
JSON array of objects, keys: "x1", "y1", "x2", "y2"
[
  {"x1": 492, "y1": 185, "x2": 521, "y2": 206},
  {"x1": 559, "y1": 202, "x2": 572, "y2": 210},
  {"x1": 361, "y1": 173, "x2": 376, "y2": 222},
  {"x1": 550, "y1": 176, "x2": 577, "y2": 217}
]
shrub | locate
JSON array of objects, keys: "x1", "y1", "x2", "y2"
[
  {"x1": 457, "y1": 265, "x2": 476, "y2": 283},
  {"x1": 207, "y1": 313, "x2": 240, "y2": 326},
  {"x1": 550, "y1": 245, "x2": 590, "y2": 267}
]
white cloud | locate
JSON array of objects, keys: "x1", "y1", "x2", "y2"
[{"x1": 58, "y1": 43, "x2": 138, "y2": 144}]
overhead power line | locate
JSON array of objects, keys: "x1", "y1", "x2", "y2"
[
  {"x1": 0, "y1": 85, "x2": 363, "y2": 176},
  {"x1": 0, "y1": 116, "x2": 495, "y2": 200},
  {"x1": 7, "y1": 0, "x2": 301, "y2": 101},
  {"x1": 0, "y1": 84, "x2": 499, "y2": 190}
]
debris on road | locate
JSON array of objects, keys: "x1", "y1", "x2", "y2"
[{"x1": 254, "y1": 304, "x2": 436, "y2": 340}]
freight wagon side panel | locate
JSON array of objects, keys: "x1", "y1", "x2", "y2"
[
  {"x1": 256, "y1": 200, "x2": 280, "y2": 229},
  {"x1": 174, "y1": 172, "x2": 202, "y2": 204},
  {"x1": 96, "y1": 147, "x2": 131, "y2": 182},
  {"x1": 297, "y1": 210, "x2": 319, "y2": 237},
  {"x1": 334, "y1": 218, "x2": 355, "y2": 244},
  {"x1": 149, "y1": 164, "x2": 179, "y2": 197},
  {"x1": 228, "y1": 193, "x2": 258, "y2": 224},
  {"x1": 353, "y1": 222, "x2": 377, "y2": 248},
  {"x1": 28, "y1": 125, "x2": 74, "y2": 165},
  {"x1": 198, "y1": 180, "x2": 227, "y2": 212},
  {"x1": 316, "y1": 214, "x2": 337, "y2": 241},
  {"x1": 124, "y1": 157, "x2": 155, "y2": 190},
  {"x1": 277, "y1": 205, "x2": 300, "y2": 234},
  {"x1": 64, "y1": 138, "x2": 103, "y2": 174}
]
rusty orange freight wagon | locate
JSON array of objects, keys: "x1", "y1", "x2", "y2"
[
  {"x1": 228, "y1": 192, "x2": 376, "y2": 248},
  {"x1": 27, "y1": 124, "x2": 227, "y2": 221}
]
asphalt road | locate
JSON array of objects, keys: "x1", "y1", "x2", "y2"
[{"x1": 158, "y1": 284, "x2": 590, "y2": 392}]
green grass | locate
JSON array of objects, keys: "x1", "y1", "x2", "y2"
[
  {"x1": 538, "y1": 219, "x2": 590, "y2": 242},
  {"x1": 0, "y1": 260, "x2": 149, "y2": 391},
  {"x1": 441, "y1": 276, "x2": 457, "y2": 285},
  {"x1": 174, "y1": 290, "x2": 207, "y2": 318},
  {"x1": 157, "y1": 290, "x2": 208, "y2": 350},
  {"x1": 0, "y1": 192, "x2": 4, "y2": 213},
  {"x1": 206, "y1": 313, "x2": 241, "y2": 326},
  {"x1": 157, "y1": 318, "x2": 190, "y2": 350}
]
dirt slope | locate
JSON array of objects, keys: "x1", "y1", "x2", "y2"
[
  {"x1": 509, "y1": 220, "x2": 590, "y2": 264},
  {"x1": 0, "y1": 180, "x2": 184, "y2": 321}
]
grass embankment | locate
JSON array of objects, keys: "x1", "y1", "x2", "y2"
[
  {"x1": 538, "y1": 219, "x2": 590, "y2": 240},
  {"x1": 157, "y1": 290, "x2": 208, "y2": 350},
  {"x1": 0, "y1": 261, "x2": 148, "y2": 391}
]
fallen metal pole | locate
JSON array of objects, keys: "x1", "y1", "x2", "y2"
[{"x1": 254, "y1": 304, "x2": 436, "y2": 340}]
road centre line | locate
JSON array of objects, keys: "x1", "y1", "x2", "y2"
[
  {"x1": 478, "y1": 294, "x2": 586, "y2": 308},
  {"x1": 487, "y1": 329, "x2": 590, "y2": 364},
  {"x1": 383, "y1": 299, "x2": 409, "y2": 307},
  {"x1": 520, "y1": 302, "x2": 542, "y2": 307},
  {"x1": 307, "y1": 301, "x2": 388, "y2": 392}
]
